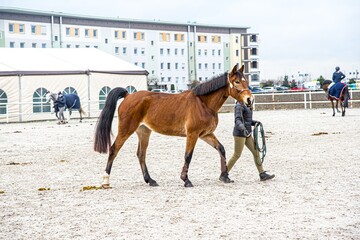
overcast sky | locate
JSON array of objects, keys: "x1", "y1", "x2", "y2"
[{"x1": 1, "y1": 0, "x2": 359, "y2": 80}]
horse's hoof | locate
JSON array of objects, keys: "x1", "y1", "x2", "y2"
[
  {"x1": 184, "y1": 180, "x2": 193, "y2": 187},
  {"x1": 149, "y1": 180, "x2": 159, "y2": 187},
  {"x1": 101, "y1": 184, "x2": 112, "y2": 189}
]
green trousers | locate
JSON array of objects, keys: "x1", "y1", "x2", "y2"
[{"x1": 227, "y1": 136, "x2": 264, "y2": 173}]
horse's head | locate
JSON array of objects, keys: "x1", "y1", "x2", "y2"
[
  {"x1": 322, "y1": 80, "x2": 333, "y2": 93},
  {"x1": 228, "y1": 64, "x2": 253, "y2": 108},
  {"x1": 45, "y1": 91, "x2": 57, "y2": 103}
]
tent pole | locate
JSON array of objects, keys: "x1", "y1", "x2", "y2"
[{"x1": 18, "y1": 74, "x2": 22, "y2": 122}]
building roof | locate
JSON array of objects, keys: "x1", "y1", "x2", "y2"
[
  {"x1": 0, "y1": 7, "x2": 250, "y2": 30},
  {"x1": 0, "y1": 48, "x2": 148, "y2": 76}
]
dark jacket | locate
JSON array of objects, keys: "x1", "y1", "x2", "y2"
[
  {"x1": 332, "y1": 71, "x2": 345, "y2": 83},
  {"x1": 232, "y1": 102, "x2": 257, "y2": 137}
]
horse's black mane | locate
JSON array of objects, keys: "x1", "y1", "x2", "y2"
[{"x1": 192, "y1": 72, "x2": 228, "y2": 96}]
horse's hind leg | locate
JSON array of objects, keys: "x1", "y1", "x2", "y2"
[
  {"x1": 79, "y1": 109, "x2": 82, "y2": 122},
  {"x1": 331, "y1": 100, "x2": 336, "y2": 116},
  {"x1": 201, "y1": 133, "x2": 233, "y2": 183},
  {"x1": 341, "y1": 102, "x2": 345, "y2": 117},
  {"x1": 136, "y1": 125, "x2": 158, "y2": 186},
  {"x1": 102, "y1": 133, "x2": 131, "y2": 189}
]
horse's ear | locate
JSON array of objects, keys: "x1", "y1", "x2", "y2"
[
  {"x1": 239, "y1": 65, "x2": 245, "y2": 73},
  {"x1": 231, "y1": 64, "x2": 238, "y2": 75}
]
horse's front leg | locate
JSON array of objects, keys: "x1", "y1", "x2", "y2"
[
  {"x1": 331, "y1": 100, "x2": 335, "y2": 116},
  {"x1": 181, "y1": 134, "x2": 198, "y2": 187},
  {"x1": 335, "y1": 100, "x2": 341, "y2": 113},
  {"x1": 201, "y1": 133, "x2": 233, "y2": 183}
]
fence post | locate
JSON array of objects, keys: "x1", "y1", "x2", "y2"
[
  {"x1": 304, "y1": 92, "x2": 307, "y2": 109},
  {"x1": 309, "y1": 92, "x2": 312, "y2": 109}
]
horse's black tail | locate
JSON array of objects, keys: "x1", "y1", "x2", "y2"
[
  {"x1": 344, "y1": 86, "x2": 350, "y2": 108},
  {"x1": 94, "y1": 87, "x2": 129, "y2": 154}
]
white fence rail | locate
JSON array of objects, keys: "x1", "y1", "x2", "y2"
[{"x1": 1, "y1": 90, "x2": 360, "y2": 123}]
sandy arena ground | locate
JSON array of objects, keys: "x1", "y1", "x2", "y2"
[{"x1": 0, "y1": 108, "x2": 359, "y2": 240}]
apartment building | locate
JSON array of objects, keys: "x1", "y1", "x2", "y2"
[{"x1": 0, "y1": 7, "x2": 260, "y2": 90}]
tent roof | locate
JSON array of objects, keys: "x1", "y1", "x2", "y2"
[{"x1": 0, "y1": 48, "x2": 148, "y2": 76}]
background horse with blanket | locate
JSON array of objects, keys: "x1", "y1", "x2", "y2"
[
  {"x1": 322, "y1": 80, "x2": 350, "y2": 116},
  {"x1": 46, "y1": 92, "x2": 86, "y2": 123},
  {"x1": 93, "y1": 64, "x2": 253, "y2": 188}
]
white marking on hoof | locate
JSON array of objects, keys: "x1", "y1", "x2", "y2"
[{"x1": 102, "y1": 172, "x2": 110, "y2": 185}]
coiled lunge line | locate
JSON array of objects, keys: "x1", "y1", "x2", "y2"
[{"x1": 253, "y1": 121, "x2": 267, "y2": 164}]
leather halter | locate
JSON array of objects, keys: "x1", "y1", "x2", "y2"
[{"x1": 227, "y1": 73, "x2": 249, "y2": 96}]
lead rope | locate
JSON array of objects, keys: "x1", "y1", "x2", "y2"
[{"x1": 253, "y1": 121, "x2": 267, "y2": 164}]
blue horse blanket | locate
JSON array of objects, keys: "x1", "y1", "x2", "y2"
[
  {"x1": 54, "y1": 94, "x2": 81, "y2": 112},
  {"x1": 328, "y1": 82, "x2": 347, "y2": 100}
]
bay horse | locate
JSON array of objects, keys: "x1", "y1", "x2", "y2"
[
  {"x1": 94, "y1": 64, "x2": 253, "y2": 188},
  {"x1": 322, "y1": 80, "x2": 350, "y2": 116},
  {"x1": 46, "y1": 92, "x2": 86, "y2": 123}
]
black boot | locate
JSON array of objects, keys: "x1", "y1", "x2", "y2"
[
  {"x1": 259, "y1": 171, "x2": 275, "y2": 181},
  {"x1": 219, "y1": 172, "x2": 234, "y2": 183}
]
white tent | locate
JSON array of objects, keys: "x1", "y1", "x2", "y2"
[{"x1": 0, "y1": 48, "x2": 148, "y2": 122}]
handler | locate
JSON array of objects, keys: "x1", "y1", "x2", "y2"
[{"x1": 227, "y1": 101, "x2": 275, "y2": 181}]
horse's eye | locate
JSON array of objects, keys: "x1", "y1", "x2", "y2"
[{"x1": 235, "y1": 80, "x2": 240, "y2": 84}]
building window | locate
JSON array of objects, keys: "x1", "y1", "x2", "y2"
[
  {"x1": 75, "y1": 45, "x2": 80, "y2": 48},
  {"x1": 66, "y1": 44, "x2": 71, "y2": 48},
  {"x1": 115, "y1": 31, "x2": 118, "y2": 38},
  {"x1": 160, "y1": 32, "x2": 170, "y2": 42},
  {"x1": 115, "y1": 47, "x2": 119, "y2": 54},
  {"x1": 236, "y1": 49, "x2": 239, "y2": 57},
  {"x1": 141, "y1": 62, "x2": 145, "y2": 68},
  {"x1": 212, "y1": 35, "x2": 221, "y2": 43},
  {"x1": 251, "y1": 61, "x2": 258, "y2": 69},
  {"x1": 66, "y1": 27, "x2": 70, "y2": 36},
  {"x1": 197, "y1": 35, "x2": 207, "y2": 43},
  {"x1": 134, "y1": 48, "x2": 138, "y2": 55},
  {"x1": 85, "y1": 29, "x2": 89, "y2": 37},
  {"x1": 20, "y1": 42, "x2": 25, "y2": 48},
  {"x1": 181, "y1": 49, "x2": 185, "y2": 55},
  {"x1": 122, "y1": 31, "x2": 126, "y2": 39},
  {"x1": 204, "y1": 49, "x2": 207, "y2": 56},
  {"x1": 0, "y1": 89, "x2": 8, "y2": 115},
  {"x1": 134, "y1": 32, "x2": 145, "y2": 40},
  {"x1": 74, "y1": 28, "x2": 79, "y2": 37},
  {"x1": 134, "y1": 62, "x2": 138, "y2": 66},
  {"x1": 31, "y1": 25, "x2": 36, "y2": 34},
  {"x1": 32, "y1": 43, "x2": 37, "y2": 48},
  {"x1": 126, "y1": 86, "x2": 137, "y2": 94},
  {"x1": 63, "y1": 87, "x2": 77, "y2": 95},
  {"x1": 218, "y1": 49, "x2": 221, "y2": 56},
  {"x1": 252, "y1": 74, "x2": 259, "y2": 81},
  {"x1": 212, "y1": 49, "x2": 215, "y2": 56},
  {"x1": 167, "y1": 48, "x2": 170, "y2": 55},
  {"x1": 167, "y1": 63, "x2": 171, "y2": 70},
  {"x1": 141, "y1": 48, "x2": 145, "y2": 55},
  {"x1": 42, "y1": 43, "x2": 46, "y2": 48},
  {"x1": 199, "y1": 63, "x2": 202, "y2": 69},
  {"x1": 160, "y1": 48, "x2": 164, "y2": 55},
  {"x1": 175, "y1": 63, "x2": 179, "y2": 70},
  {"x1": 250, "y1": 35, "x2": 257, "y2": 42},
  {"x1": 235, "y1": 36, "x2": 239, "y2": 44},
  {"x1": 54, "y1": 36, "x2": 58, "y2": 41},
  {"x1": 175, "y1": 48, "x2": 178, "y2": 55},
  {"x1": 9, "y1": 23, "x2": 14, "y2": 33},
  {"x1": 99, "y1": 86, "x2": 111, "y2": 110},
  {"x1": 105, "y1": 38, "x2": 108, "y2": 44},
  {"x1": 205, "y1": 63, "x2": 208, "y2": 70},
  {"x1": 174, "y1": 33, "x2": 184, "y2": 42},
  {"x1": 122, "y1": 47, "x2": 127, "y2": 54},
  {"x1": 251, "y1": 48, "x2": 257, "y2": 55},
  {"x1": 33, "y1": 88, "x2": 51, "y2": 113},
  {"x1": 93, "y1": 30, "x2": 97, "y2": 37},
  {"x1": 160, "y1": 63, "x2": 164, "y2": 70},
  {"x1": 168, "y1": 77, "x2": 171, "y2": 82},
  {"x1": 10, "y1": 42, "x2": 15, "y2": 48},
  {"x1": 198, "y1": 49, "x2": 201, "y2": 56},
  {"x1": 212, "y1": 63, "x2": 215, "y2": 69},
  {"x1": 19, "y1": 24, "x2": 25, "y2": 33}
]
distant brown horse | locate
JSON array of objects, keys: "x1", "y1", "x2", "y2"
[
  {"x1": 322, "y1": 80, "x2": 350, "y2": 116},
  {"x1": 94, "y1": 64, "x2": 253, "y2": 188}
]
